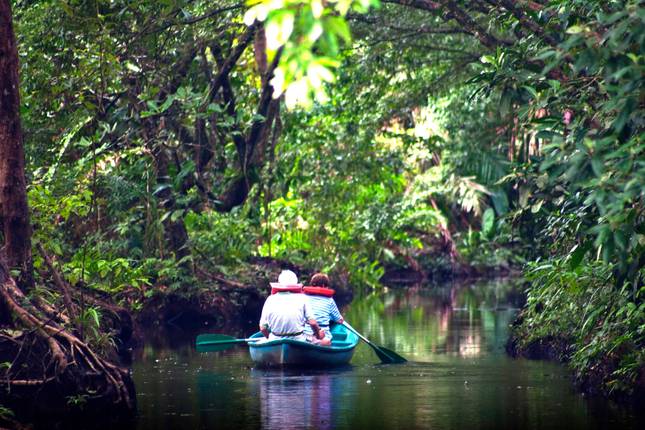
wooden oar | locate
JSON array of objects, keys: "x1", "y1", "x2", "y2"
[
  {"x1": 195, "y1": 333, "x2": 260, "y2": 352},
  {"x1": 342, "y1": 321, "x2": 407, "y2": 364}
]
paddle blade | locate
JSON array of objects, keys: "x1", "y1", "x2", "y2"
[
  {"x1": 196, "y1": 340, "x2": 246, "y2": 353},
  {"x1": 195, "y1": 334, "x2": 247, "y2": 353},
  {"x1": 376, "y1": 346, "x2": 407, "y2": 364},
  {"x1": 196, "y1": 333, "x2": 238, "y2": 344}
]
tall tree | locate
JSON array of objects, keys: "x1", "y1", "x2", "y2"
[{"x1": 0, "y1": 0, "x2": 33, "y2": 290}]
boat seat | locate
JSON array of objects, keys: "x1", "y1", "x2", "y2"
[{"x1": 331, "y1": 332, "x2": 347, "y2": 341}]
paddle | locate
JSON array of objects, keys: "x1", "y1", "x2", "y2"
[
  {"x1": 342, "y1": 321, "x2": 407, "y2": 364},
  {"x1": 195, "y1": 333, "x2": 260, "y2": 352}
]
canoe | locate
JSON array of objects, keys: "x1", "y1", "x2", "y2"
[{"x1": 248, "y1": 324, "x2": 359, "y2": 367}]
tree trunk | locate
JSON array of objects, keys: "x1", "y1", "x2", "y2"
[
  {"x1": 151, "y1": 143, "x2": 191, "y2": 264},
  {"x1": 0, "y1": 0, "x2": 34, "y2": 291}
]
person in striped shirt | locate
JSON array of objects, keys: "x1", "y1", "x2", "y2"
[{"x1": 304, "y1": 273, "x2": 344, "y2": 346}]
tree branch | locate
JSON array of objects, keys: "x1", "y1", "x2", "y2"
[
  {"x1": 206, "y1": 24, "x2": 257, "y2": 103},
  {"x1": 384, "y1": 0, "x2": 512, "y2": 48},
  {"x1": 181, "y1": 3, "x2": 244, "y2": 25},
  {"x1": 210, "y1": 42, "x2": 248, "y2": 165},
  {"x1": 440, "y1": 0, "x2": 512, "y2": 48},
  {"x1": 243, "y1": 48, "x2": 283, "y2": 172},
  {"x1": 495, "y1": 0, "x2": 559, "y2": 46}
]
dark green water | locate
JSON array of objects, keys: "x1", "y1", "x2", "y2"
[{"x1": 133, "y1": 280, "x2": 641, "y2": 430}]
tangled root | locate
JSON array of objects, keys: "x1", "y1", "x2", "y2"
[{"x1": 0, "y1": 261, "x2": 134, "y2": 412}]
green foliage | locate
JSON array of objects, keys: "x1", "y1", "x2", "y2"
[
  {"x1": 13, "y1": 0, "x2": 515, "y2": 305},
  {"x1": 471, "y1": 0, "x2": 645, "y2": 274},
  {"x1": 75, "y1": 306, "x2": 116, "y2": 354},
  {"x1": 245, "y1": 0, "x2": 379, "y2": 107},
  {"x1": 66, "y1": 394, "x2": 90, "y2": 409},
  {"x1": 185, "y1": 211, "x2": 256, "y2": 265},
  {"x1": 142, "y1": 257, "x2": 193, "y2": 293},
  {"x1": 463, "y1": 2, "x2": 645, "y2": 398},
  {"x1": 66, "y1": 255, "x2": 148, "y2": 293},
  {"x1": 346, "y1": 253, "x2": 385, "y2": 289},
  {"x1": 481, "y1": 208, "x2": 496, "y2": 240},
  {"x1": 258, "y1": 195, "x2": 311, "y2": 262},
  {"x1": 515, "y1": 259, "x2": 644, "y2": 396},
  {"x1": 0, "y1": 405, "x2": 14, "y2": 420}
]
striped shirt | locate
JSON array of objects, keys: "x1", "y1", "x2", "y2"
[{"x1": 303, "y1": 296, "x2": 343, "y2": 335}]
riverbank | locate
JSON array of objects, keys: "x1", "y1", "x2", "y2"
[
  {"x1": 505, "y1": 261, "x2": 645, "y2": 404},
  {"x1": 506, "y1": 319, "x2": 645, "y2": 404}
]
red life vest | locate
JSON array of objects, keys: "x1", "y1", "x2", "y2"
[
  {"x1": 270, "y1": 284, "x2": 303, "y2": 295},
  {"x1": 303, "y1": 286, "x2": 335, "y2": 297}
]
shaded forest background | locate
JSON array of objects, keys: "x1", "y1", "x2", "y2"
[{"x1": 0, "y1": 0, "x2": 643, "y2": 424}]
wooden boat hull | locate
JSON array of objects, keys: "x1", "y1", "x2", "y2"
[{"x1": 248, "y1": 324, "x2": 358, "y2": 367}]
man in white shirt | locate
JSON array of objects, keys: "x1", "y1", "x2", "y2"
[{"x1": 259, "y1": 270, "x2": 324, "y2": 342}]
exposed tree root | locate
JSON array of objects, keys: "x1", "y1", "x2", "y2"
[
  {"x1": 34, "y1": 295, "x2": 71, "y2": 325},
  {"x1": 0, "y1": 262, "x2": 134, "y2": 414},
  {"x1": 37, "y1": 243, "x2": 78, "y2": 324},
  {"x1": 7, "y1": 376, "x2": 56, "y2": 386}
]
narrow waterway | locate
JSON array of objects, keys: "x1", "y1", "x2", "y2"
[{"x1": 133, "y1": 280, "x2": 641, "y2": 430}]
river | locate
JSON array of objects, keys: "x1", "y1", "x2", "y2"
[{"x1": 132, "y1": 279, "x2": 641, "y2": 429}]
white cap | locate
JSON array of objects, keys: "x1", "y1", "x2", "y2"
[{"x1": 277, "y1": 269, "x2": 298, "y2": 285}]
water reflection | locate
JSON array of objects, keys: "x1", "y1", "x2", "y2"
[
  {"x1": 131, "y1": 279, "x2": 643, "y2": 430},
  {"x1": 344, "y1": 280, "x2": 523, "y2": 360},
  {"x1": 251, "y1": 368, "x2": 352, "y2": 430},
  {"x1": 195, "y1": 367, "x2": 261, "y2": 429}
]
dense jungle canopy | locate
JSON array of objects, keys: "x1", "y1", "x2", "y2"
[{"x1": 0, "y1": 0, "x2": 643, "y2": 424}]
